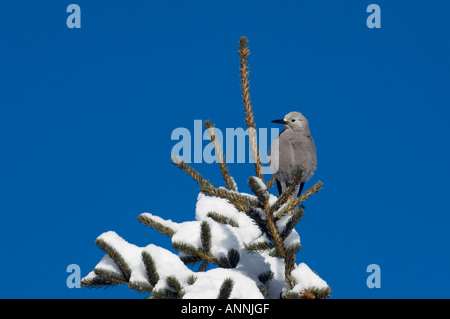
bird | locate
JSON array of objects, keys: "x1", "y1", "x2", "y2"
[{"x1": 269, "y1": 111, "x2": 317, "y2": 198}]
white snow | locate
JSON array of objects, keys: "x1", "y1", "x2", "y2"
[
  {"x1": 184, "y1": 268, "x2": 264, "y2": 299},
  {"x1": 82, "y1": 271, "x2": 98, "y2": 281},
  {"x1": 289, "y1": 263, "x2": 329, "y2": 293},
  {"x1": 95, "y1": 254, "x2": 121, "y2": 274},
  {"x1": 284, "y1": 230, "x2": 301, "y2": 248},
  {"x1": 82, "y1": 192, "x2": 328, "y2": 299},
  {"x1": 252, "y1": 177, "x2": 267, "y2": 191},
  {"x1": 139, "y1": 212, "x2": 182, "y2": 232},
  {"x1": 97, "y1": 231, "x2": 148, "y2": 284},
  {"x1": 268, "y1": 194, "x2": 278, "y2": 206},
  {"x1": 142, "y1": 244, "x2": 193, "y2": 291},
  {"x1": 171, "y1": 221, "x2": 203, "y2": 248},
  {"x1": 195, "y1": 193, "x2": 263, "y2": 248}
]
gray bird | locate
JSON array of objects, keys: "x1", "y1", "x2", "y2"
[{"x1": 269, "y1": 111, "x2": 317, "y2": 197}]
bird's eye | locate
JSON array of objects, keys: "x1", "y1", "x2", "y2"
[{"x1": 291, "y1": 119, "x2": 296, "y2": 122}]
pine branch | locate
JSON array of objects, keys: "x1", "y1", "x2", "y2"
[
  {"x1": 179, "y1": 254, "x2": 202, "y2": 266},
  {"x1": 263, "y1": 196, "x2": 286, "y2": 258},
  {"x1": 217, "y1": 278, "x2": 234, "y2": 299},
  {"x1": 171, "y1": 158, "x2": 252, "y2": 215},
  {"x1": 282, "y1": 291, "x2": 302, "y2": 299},
  {"x1": 284, "y1": 243, "x2": 302, "y2": 276},
  {"x1": 95, "y1": 238, "x2": 131, "y2": 281},
  {"x1": 238, "y1": 36, "x2": 263, "y2": 181},
  {"x1": 258, "y1": 270, "x2": 274, "y2": 285},
  {"x1": 200, "y1": 221, "x2": 212, "y2": 254},
  {"x1": 174, "y1": 239, "x2": 236, "y2": 270},
  {"x1": 285, "y1": 273, "x2": 298, "y2": 290},
  {"x1": 244, "y1": 241, "x2": 273, "y2": 252},
  {"x1": 129, "y1": 280, "x2": 153, "y2": 293},
  {"x1": 284, "y1": 288, "x2": 331, "y2": 300},
  {"x1": 265, "y1": 175, "x2": 276, "y2": 190},
  {"x1": 280, "y1": 206, "x2": 304, "y2": 240},
  {"x1": 204, "y1": 120, "x2": 237, "y2": 191},
  {"x1": 305, "y1": 286, "x2": 332, "y2": 299},
  {"x1": 80, "y1": 273, "x2": 118, "y2": 289},
  {"x1": 300, "y1": 290, "x2": 316, "y2": 299},
  {"x1": 93, "y1": 267, "x2": 128, "y2": 285},
  {"x1": 227, "y1": 248, "x2": 240, "y2": 268},
  {"x1": 138, "y1": 214, "x2": 175, "y2": 238},
  {"x1": 151, "y1": 276, "x2": 185, "y2": 299},
  {"x1": 150, "y1": 289, "x2": 170, "y2": 299},
  {"x1": 257, "y1": 270, "x2": 274, "y2": 297},
  {"x1": 299, "y1": 181, "x2": 324, "y2": 203},
  {"x1": 207, "y1": 211, "x2": 239, "y2": 227},
  {"x1": 217, "y1": 256, "x2": 231, "y2": 268},
  {"x1": 141, "y1": 251, "x2": 159, "y2": 287},
  {"x1": 172, "y1": 156, "x2": 256, "y2": 210},
  {"x1": 172, "y1": 242, "x2": 199, "y2": 257},
  {"x1": 248, "y1": 176, "x2": 268, "y2": 203},
  {"x1": 246, "y1": 206, "x2": 268, "y2": 235},
  {"x1": 267, "y1": 218, "x2": 285, "y2": 258},
  {"x1": 166, "y1": 276, "x2": 185, "y2": 298},
  {"x1": 171, "y1": 157, "x2": 213, "y2": 189},
  {"x1": 196, "y1": 250, "x2": 229, "y2": 269},
  {"x1": 295, "y1": 181, "x2": 324, "y2": 206},
  {"x1": 270, "y1": 168, "x2": 304, "y2": 214},
  {"x1": 171, "y1": 157, "x2": 257, "y2": 212},
  {"x1": 187, "y1": 275, "x2": 197, "y2": 285},
  {"x1": 276, "y1": 181, "x2": 324, "y2": 218},
  {"x1": 200, "y1": 186, "x2": 260, "y2": 208},
  {"x1": 274, "y1": 198, "x2": 299, "y2": 219}
]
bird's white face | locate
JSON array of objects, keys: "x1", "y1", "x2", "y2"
[{"x1": 284, "y1": 113, "x2": 308, "y2": 131}]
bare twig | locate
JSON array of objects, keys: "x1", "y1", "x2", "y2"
[{"x1": 238, "y1": 36, "x2": 264, "y2": 181}]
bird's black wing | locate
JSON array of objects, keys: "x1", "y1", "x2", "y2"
[
  {"x1": 298, "y1": 182, "x2": 305, "y2": 198},
  {"x1": 276, "y1": 180, "x2": 282, "y2": 196}
]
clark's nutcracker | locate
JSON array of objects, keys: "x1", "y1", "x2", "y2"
[{"x1": 269, "y1": 111, "x2": 317, "y2": 197}]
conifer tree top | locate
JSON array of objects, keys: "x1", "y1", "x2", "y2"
[{"x1": 81, "y1": 37, "x2": 330, "y2": 299}]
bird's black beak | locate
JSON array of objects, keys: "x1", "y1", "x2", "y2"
[{"x1": 271, "y1": 119, "x2": 287, "y2": 124}]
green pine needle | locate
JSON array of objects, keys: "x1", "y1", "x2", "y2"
[
  {"x1": 200, "y1": 221, "x2": 212, "y2": 253},
  {"x1": 218, "y1": 278, "x2": 234, "y2": 299},
  {"x1": 141, "y1": 251, "x2": 159, "y2": 287},
  {"x1": 93, "y1": 267, "x2": 128, "y2": 285},
  {"x1": 95, "y1": 238, "x2": 131, "y2": 281},
  {"x1": 166, "y1": 276, "x2": 185, "y2": 298},
  {"x1": 137, "y1": 214, "x2": 175, "y2": 238},
  {"x1": 227, "y1": 249, "x2": 240, "y2": 268},
  {"x1": 207, "y1": 211, "x2": 239, "y2": 227},
  {"x1": 258, "y1": 270, "x2": 274, "y2": 285},
  {"x1": 80, "y1": 274, "x2": 118, "y2": 289}
]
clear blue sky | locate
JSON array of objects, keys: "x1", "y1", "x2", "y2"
[{"x1": 1, "y1": 1, "x2": 449, "y2": 298}]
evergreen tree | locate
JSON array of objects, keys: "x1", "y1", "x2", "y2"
[{"x1": 81, "y1": 37, "x2": 331, "y2": 299}]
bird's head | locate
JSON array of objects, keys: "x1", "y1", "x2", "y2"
[{"x1": 271, "y1": 111, "x2": 309, "y2": 132}]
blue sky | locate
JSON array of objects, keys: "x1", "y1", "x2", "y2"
[{"x1": 1, "y1": 0, "x2": 449, "y2": 298}]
